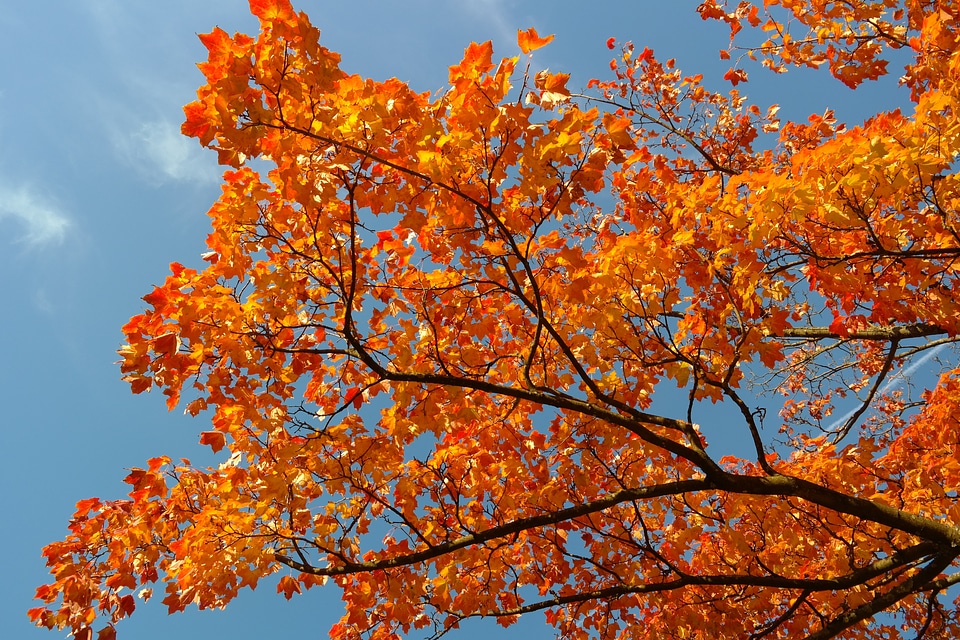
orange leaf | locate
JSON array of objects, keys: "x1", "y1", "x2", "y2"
[
  {"x1": 199, "y1": 431, "x2": 227, "y2": 453},
  {"x1": 151, "y1": 333, "x2": 179, "y2": 356},
  {"x1": 517, "y1": 27, "x2": 554, "y2": 54},
  {"x1": 27, "y1": 607, "x2": 49, "y2": 624},
  {"x1": 75, "y1": 497, "x2": 101, "y2": 515},
  {"x1": 123, "y1": 375, "x2": 153, "y2": 394},
  {"x1": 32, "y1": 3, "x2": 960, "y2": 638},
  {"x1": 723, "y1": 68, "x2": 748, "y2": 85},
  {"x1": 602, "y1": 112, "x2": 635, "y2": 149},
  {"x1": 248, "y1": 0, "x2": 295, "y2": 22},
  {"x1": 277, "y1": 575, "x2": 302, "y2": 600},
  {"x1": 141, "y1": 286, "x2": 169, "y2": 310}
]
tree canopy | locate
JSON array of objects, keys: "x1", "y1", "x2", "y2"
[{"x1": 31, "y1": 0, "x2": 960, "y2": 638}]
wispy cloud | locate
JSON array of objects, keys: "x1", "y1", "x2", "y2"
[
  {"x1": 460, "y1": 0, "x2": 517, "y2": 49},
  {"x1": 68, "y1": 2, "x2": 223, "y2": 187},
  {"x1": 0, "y1": 184, "x2": 71, "y2": 246},
  {"x1": 114, "y1": 120, "x2": 220, "y2": 186}
]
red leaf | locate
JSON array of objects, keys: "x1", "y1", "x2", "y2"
[
  {"x1": 119, "y1": 595, "x2": 137, "y2": 617},
  {"x1": 75, "y1": 498, "x2": 101, "y2": 516},
  {"x1": 829, "y1": 314, "x2": 850, "y2": 338},
  {"x1": 27, "y1": 607, "x2": 49, "y2": 625},
  {"x1": 345, "y1": 387, "x2": 364, "y2": 410},
  {"x1": 199, "y1": 431, "x2": 227, "y2": 454},
  {"x1": 724, "y1": 68, "x2": 748, "y2": 85},
  {"x1": 97, "y1": 627, "x2": 117, "y2": 640},
  {"x1": 141, "y1": 286, "x2": 168, "y2": 309}
]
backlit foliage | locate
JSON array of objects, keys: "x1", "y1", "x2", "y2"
[{"x1": 31, "y1": 0, "x2": 960, "y2": 638}]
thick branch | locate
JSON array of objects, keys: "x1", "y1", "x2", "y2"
[
  {"x1": 442, "y1": 541, "x2": 944, "y2": 621},
  {"x1": 275, "y1": 479, "x2": 711, "y2": 576},
  {"x1": 350, "y1": 357, "x2": 724, "y2": 477},
  {"x1": 778, "y1": 324, "x2": 948, "y2": 341},
  {"x1": 804, "y1": 551, "x2": 959, "y2": 640},
  {"x1": 722, "y1": 473, "x2": 960, "y2": 547}
]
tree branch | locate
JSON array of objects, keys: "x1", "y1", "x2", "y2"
[
  {"x1": 778, "y1": 325, "x2": 948, "y2": 341},
  {"x1": 804, "y1": 551, "x2": 959, "y2": 640},
  {"x1": 275, "y1": 479, "x2": 711, "y2": 576}
]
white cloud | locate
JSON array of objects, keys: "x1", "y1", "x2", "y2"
[
  {"x1": 461, "y1": 0, "x2": 516, "y2": 49},
  {"x1": 66, "y1": 2, "x2": 225, "y2": 187},
  {"x1": 0, "y1": 184, "x2": 71, "y2": 246},
  {"x1": 115, "y1": 120, "x2": 220, "y2": 185}
]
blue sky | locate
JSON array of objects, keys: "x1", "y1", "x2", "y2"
[{"x1": 3, "y1": 2, "x2": 913, "y2": 639}]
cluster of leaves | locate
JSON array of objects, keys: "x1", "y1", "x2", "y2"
[{"x1": 30, "y1": 0, "x2": 960, "y2": 638}]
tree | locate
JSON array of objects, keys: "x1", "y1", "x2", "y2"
[{"x1": 30, "y1": 0, "x2": 960, "y2": 638}]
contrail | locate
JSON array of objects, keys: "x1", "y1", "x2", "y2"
[{"x1": 826, "y1": 343, "x2": 949, "y2": 434}]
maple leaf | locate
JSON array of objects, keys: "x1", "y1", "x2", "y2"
[
  {"x1": 198, "y1": 431, "x2": 227, "y2": 453},
  {"x1": 517, "y1": 27, "x2": 554, "y2": 54},
  {"x1": 248, "y1": 0, "x2": 295, "y2": 22},
  {"x1": 31, "y1": 2, "x2": 960, "y2": 640},
  {"x1": 724, "y1": 67, "x2": 748, "y2": 85},
  {"x1": 276, "y1": 576, "x2": 302, "y2": 600}
]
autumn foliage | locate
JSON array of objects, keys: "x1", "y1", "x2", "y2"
[{"x1": 31, "y1": 0, "x2": 960, "y2": 638}]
